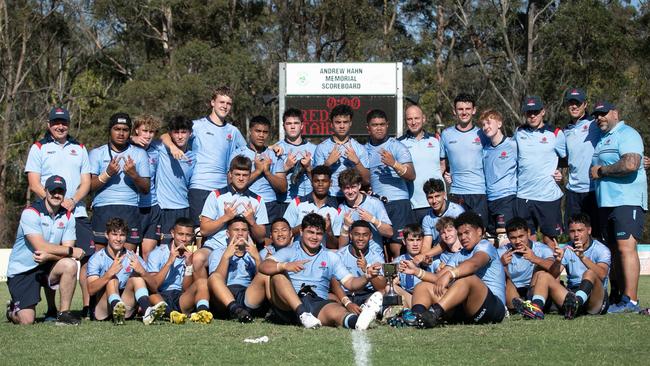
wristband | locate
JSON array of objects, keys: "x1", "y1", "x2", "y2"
[
  {"x1": 184, "y1": 265, "x2": 194, "y2": 276},
  {"x1": 342, "y1": 297, "x2": 351, "y2": 307},
  {"x1": 450, "y1": 268, "x2": 457, "y2": 280},
  {"x1": 417, "y1": 268, "x2": 424, "y2": 279},
  {"x1": 342, "y1": 225, "x2": 350, "y2": 232},
  {"x1": 277, "y1": 262, "x2": 285, "y2": 272}
]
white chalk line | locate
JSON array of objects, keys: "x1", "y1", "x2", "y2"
[{"x1": 351, "y1": 330, "x2": 372, "y2": 366}]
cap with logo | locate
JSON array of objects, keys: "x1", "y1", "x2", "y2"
[
  {"x1": 109, "y1": 112, "x2": 132, "y2": 130},
  {"x1": 48, "y1": 107, "x2": 70, "y2": 123},
  {"x1": 564, "y1": 88, "x2": 586, "y2": 104},
  {"x1": 522, "y1": 96, "x2": 544, "y2": 112},
  {"x1": 591, "y1": 100, "x2": 615, "y2": 115},
  {"x1": 45, "y1": 175, "x2": 67, "y2": 193}
]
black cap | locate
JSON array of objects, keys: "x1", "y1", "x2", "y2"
[
  {"x1": 522, "y1": 96, "x2": 544, "y2": 112},
  {"x1": 109, "y1": 113, "x2": 132, "y2": 129},
  {"x1": 48, "y1": 107, "x2": 70, "y2": 122},
  {"x1": 44, "y1": 175, "x2": 67, "y2": 193}
]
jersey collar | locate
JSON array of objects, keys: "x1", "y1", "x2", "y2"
[
  {"x1": 347, "y1": 243, "x2": 370, "y2": 257},
  {"x1": 30, "y1": 199, "x2": 67, "y2": 218},
  {"x1": 40, "y1": 131, "x2": 80, "y2": 146},
  {"x1": 303, "y1": 194, "x2": 338, "y2": 208}
]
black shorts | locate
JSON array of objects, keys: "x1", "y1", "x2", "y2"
[
  {"x1": 7, "y1": 263, "x2": 54, "y2": 309},
  {"x1": 384, "y1": 199, "x2": 416, "y2": 243},
  {"x1": 600, "y1": 206, "x2": 646, "y2": 241},
  {"x1": 564, "y1": 190, "x2": 600, "y2": 237},
  {"x1": 75, "y1": 216, "x2": 96, "y2": 257},
  {"x1": 161, "y1": 289, "x2": 183, "y2": 313},
  {"x1": 275, "y1": 202, "x2": 290, "y2": 220},
  {"x1": 91, "y1": 205, "x2": 142, "y2": 244},
  {"x1": 265, "y1": 201, "x2": 284, "y2": 224},
  {"x1": 188, "y1": 188, "x2": 212, "y2": 227},
  {"x1": 516, "y1": 286, "x2": 531, "y2": 299},
  {"x1": 159, "y1": 208, "x2": 191, "y2": 245},
  {"x1": 450, "y1": 193, "x2": 489, "y2": 228},
  {"x1": 140, "y1": 205, "x2": 162, "y2": 241},
  {"x1": 228, "y1": 284, "x2": 248, "y2": 307},
  {"x1": 451, "y1": 288, "x2": 506, "y2": 324},
  {"x1": 348, "y1": 291, "x2": 373, "y2": 306},
  {"x1": 270, "y1": 293, "x2": 334, "y2": 325},
  {"x1": 413, "y1": 207, "x2": 430, "y2": 225},
  {"x1": 487, "y1": 195, "x2": 517, "y2": 235},
  {"x1": 514, "y1": 198, "x2": 562, "y2": 237}
]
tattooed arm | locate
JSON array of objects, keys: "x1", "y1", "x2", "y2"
[{"x1": 591, "y1": 153, "x2": 641, "y2": 179}]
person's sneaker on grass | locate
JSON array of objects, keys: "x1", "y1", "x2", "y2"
[
  {"x1": 563, "y1": 291, "x2": 580, "y2": 320},
  {"x1": 608, "y1": 295, "x2": 641, "y2": 314},
  {"x1": 514, "y1": 299, "x2": 544, "y2": 320},
  {"x1": 170, "y1": 311, "x2": 188, "y2": 324},
  {"x1": 81, "y1": 306, "x2": 92, "y2": 321},
  {"x1": 112, "y1": 301, "x2": 126, "y2": 325},
  {"x1": 415, "y1": 310, "x2": 441, "y2": 329},
  {"x1": 143, "y1": 301, "x2": 167, "y2": 325},
  {"x1": 55, "y1": 311, "x2": 81, "y2": 326},
  {"x1": 44, "y1": 309, "x2": 58, "y2": 322},
  {"x1": 190, "y1": 309, "x2": 213, "y2": 324},
  {"x1": 6, "y1": 301, "x2": 18, "y2": 324},
  {"x1": 356, "y1": 291, "x2": 382, "y2": 330},
  {"x1": 298, "y1": 312, "x2": 321, "y2": 329},
  {"x1": 232, "y1": 306, "x2": 253, "y2": 323}
]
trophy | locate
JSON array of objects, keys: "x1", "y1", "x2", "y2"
[{"x1": 382, "y1": 263, "x2": 402, "y2": 306}]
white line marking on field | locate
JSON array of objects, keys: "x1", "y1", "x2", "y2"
[{"x1": 352, "y1": 331, "x2": 372, "y2": 366}]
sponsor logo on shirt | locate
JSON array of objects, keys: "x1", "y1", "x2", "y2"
[
  {"x1": 206, "y1": 132, "x2": 214, "y2": 136},
  {"x1": 448, "y1": 140, "x2": 458, "y2": 144},
  {"x1": 47, "y1": 151, "x2": 56, "y2": 154},
  {"x1": 604, "y1": 139, "x2": 611, "y2": 145}
]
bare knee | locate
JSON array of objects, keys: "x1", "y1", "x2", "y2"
[{"x1": 58, "y1": 257, "x2": 78, "y2": 274}]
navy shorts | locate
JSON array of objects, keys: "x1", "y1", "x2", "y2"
[
  {"x1": 275, "y1": 202, "x2": 290, "y2": 220},
  {"x1": 384, "y1": 199, "x2": 416, "y2": 243},
  {"x1": 228, "y1": 284, "x2": 248, "y2": 307},
  {"x1": 514, "y1": 198, "x2": 563, "y2": 237},
  {"x1": 600, "y1": 206, "x2": 646, "y2": 241},
  {"x1": 265, "y1": 201, "x2": 284, "y2": 224},
  {"x1": 159, "y1": 208, "x2": 191, "y2": 245},
  {"x1": 450, "y1": 193, "x2": 489, "y2": 228},
  {"x1": 487, "y1": 195, "x2": 516, "y2": 235},
  {"x1": 161, "y1": 289, "x2": 183, "y2": 313},
  {"x1": 140, "y1": 205, "x2": 162, "y2": 241},
  {"x1": 75, "y1": 216, "x2": 96, "y2": 257},
  {"x1": 413, "y1": 207, "x2": 430, "y2": 225},
  {"x1": 451, "y1": 288, "x2": 505, "y2": 324},
  {"x1": 348, "y1": 291, "x2": 374, "y2": 306},
  {"x1": 91, "y1": 205, "x2": 142, "y2": 244},
  {"x1": 7, "y1": 263, "x2": 54, "y2": 309},
  {"x1": 188, "y1": 188, "x2": 212, "y2": 227},
  {"x1": 564, "y1": 190, "x2": 600, "y2": 237},
  {"x1": 270, "y1": 293, "x2": 334, "y2": 325}
]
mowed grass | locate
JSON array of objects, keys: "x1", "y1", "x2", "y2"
[{"x1": 1, "y1": 279, "x2": 650, "y2": 366}]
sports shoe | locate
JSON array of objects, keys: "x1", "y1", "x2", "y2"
[
  {"x1": 232, "y1": 306, "x2": 253, "y2": 323},
  {"x1": 170, "y1": 311, "x2": 188, "y2": 324},
  {"x1": 6, "y1": 301, "x2": 18, "y2": 324},
  {"x1": 44, "y1": 309, "x2": 58, "y2": 322},
  {"x1": 190, "y1": 309, "x2": 213, "y2": 324},
  {"x1": 55, "y1": 311, "x2": 81, "y2": 326},
  {"x1": 514, "y1": 299, "x2": 544, "y2": 320},
  {"x1": 563, "y1": 292, "x2": 580, "y2": 320},
  {"x1": 112, "y1": 301, "x2": 126, "y2": 325},
  {"x1": 143, "y1": 301, "x2": 167, "y2": 325},
  {"x1": 356, "y1": 291, "x2": 382, "y2": 330},
  {"x1": 414, "y1": 310, "x2": 441, "y2": 329},
  {"x1": 298, "y1": 312, "x2": 321, "y2": 329},
  {"x1": 608, "y1": 296, "x2": 641, "y2": 314},
  {"x1": 81, "y1": 306, "x2": 92, "y2": 321}
]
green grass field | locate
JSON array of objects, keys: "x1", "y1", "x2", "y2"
[{"x1": 1, "y1": 279, "x2": 649, "y2": 366}]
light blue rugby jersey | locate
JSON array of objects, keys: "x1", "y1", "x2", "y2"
[
  {"x1": 229, "y1": 145, "x2": 281, "y2": 203},
  {"x1": 313, "y1": 137, "x2": 369, "y2": 197},
  {"x1": 365, "y1": 137, "x2": 412, "y2": 200},
  {"x1": 200, "y1": 186, "x2": 268, "y2": 250},
  {"x1": 87, "y1": 248, "x2": 145, "y2": 290},
  {"x1": 207, "y1": 248, "x2": 257, "y2": 287},
  {"x1": 154, "y1": 143, "x2": 195, "y2": 209},
  {"x1": 337, "y1": 244, "x2": 385, "y2": 293},
  {"x1": 446, "y1": 239, "x2": 506, "y2": 304},
  {"x1": 421, "y1": 202, "x2": 465, "y2": 244},
  {"x1": 592, "y1": 122, "x2": 647, "y2": 210},
  {"x1": 24, "y1": 133, "x2": 91, "y2": 218},
  {"x1": 440, "y1": 125, "x2": 488, "y2": 195},
  {"x1": 398, "y1": 131, "x2": 442, "y2": 209},
  {"x1": 338, "y1": 194, "x2": 391, "y2": 255},
  {"x1": 189, "y1": 116, "x2": 246, "y2": 191},
  {"x1": 283, "y1": 195, "x2": 343, "y2": 236},
  {"x1": 564, "y1": 117, "x2": 600, "y2": 193},
  {"x1": 393, "y1": 253, "x2": 437, "y2": 293},
  {"x1": 496, "y1": 241, "x2": 553, "y2": 288},
  {"x1": 561, "y1": 239, "x2": 610, "y2": 289},
  {"x1": 275, "y1": 139, "x2": 317, "y2": 202},
  {"x1": 515, "y1": 124, "x2": 567, "y2": 201},
  {"x1": 7, "y1": 200, "x2": 76, "y2": 277},
  {"x1": 138, "y1": 141, "x2": 160, "y2": 208},
  {"x1": 89, "y1": 144, "x2": 150, "y2": 207},
  {"x1": 260, "y1": 242, "x2": 296, "y2": 259},
  {"x1": 269, "y1": 244, "x2": 352, "y2": 300},
  {"x1": 146, "y1": 244, "x2": 187, "y2": 292},
  {"x1": 482, "y1": 136, "x2": 518, "y2": 201}
]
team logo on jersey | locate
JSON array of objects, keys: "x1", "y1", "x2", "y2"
[
  {"x1": 582, "y1": 124, "x2": 589, "y2": 131},
  {"x1": 130, "y1": 228, "x2": 139, "y2": 238},
  {"x1": 526, "y1": 99, "x2": 536, "y2": 106},
  {"x1": 70, "y1": 149, "x2": 78, "y2": 156},
  {"x1": 427, "y1": 142, "x2": 434, "y2": 148},
  {"x1": 57, "y1": 221, "x2": 65, "y2": 229},
  {"x1": 473, "y1": 137, "x2": 481, "y2": 144},
  {"x1": 540, "y1": 137, "x2": 548, "y2": 144},
  {"x1": 319, "y1": 261, "x2": 327, "y2": 270},
  {"x1": 499, "y1": 151, "x2": 508, "y2": 159},
  {"x1": 604, "y1": 139, "x2": 611, "y2": 145},
  {"x1": 226, "y1": 133, "x2": 233, "y2": 141},
  {"x1": 125, "y1": 264, "x2": 132, "y2": 273}
]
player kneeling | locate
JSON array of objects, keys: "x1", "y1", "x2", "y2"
[
  {"x1": 259, "y1": 213, "x2": 382, "y2": 330},
  {"x1": 523, "y1": 213, "x2": 610, "y2": 320},
  {"x1": 145, "y1": 217, "x2": 203, "y2": 324},
  {"x1": 87, "y1": 218, "x2": 165, "y2": 325},
  {"x1": 407, "y1": 212, "x2": 507, "y2": 328},
  {"x1": 206, "y1": 217, "x2": 267, "y2": 323}
]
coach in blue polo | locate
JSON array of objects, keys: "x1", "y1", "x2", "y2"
[{"x1": 590, "y1": 100, "x2": 647, "y2": 313}]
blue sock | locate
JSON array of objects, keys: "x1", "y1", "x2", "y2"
[
  {"x1": 343, "y1": 313, "x2": 358, "y2": 329},
  {"x1": 108, "y1": 294, "x2": 121, "y2": 309},
  {"x1": 135, "y1": 288, "x2": 151, "y2": 309},
  {"x1": 532, "y1": 295, "x2": 546, "y2": 308},
  {"x1": 576, "y1": 290, "x2": 588, "y2": 305},
  {"x1": 196, "y1": 299, "x2": 210, "y2": 312}
]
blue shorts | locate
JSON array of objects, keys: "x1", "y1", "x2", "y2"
[
  {"x1": 140, "y1": 205, "x2": 162, "y2": 241},
  {"x1": 413, "y1": 207, "x2": 430, "y2": 225},
  {"x1": 348, "y1": 291, "x2": 374, "y2": 306},
  {"x1": 564, "y1": 190, "x2": 600, "y2": 236},
  {"x1": 161, "y1": 289, "x2": 183, "y2": 313},
  {"x1": 159, "y1": 207, "x2": 191, "y2": 245},
  {"x1": 7, "y1": 263, "x2": 54, "y2": 309},
  {"x1": 188, "y1": 188, "x2": 212, "y2": 227},
  {"x1": 75, "y1": 216, "x2": 96, "y2": 256},
  {"x1": 599, "y1": 206, "x2": 646, "y2": 241},
  {"x1": 228, "y1": 284, "x2": 248, "y2": 307},
  {"x1": 384, "y1": 199, "x2": 416, "y2": 243},
  {"x1": 450, "y1": 193, "x2": 489, "y2": 228},
  {"x1": 487, "y1": 195, "x2": 516, "y2": 235},
  {"x1": 514, "y1": 198, "x2": 563, "y2": 237},
  {"x1": 270, "y1": 293, "x2": 334, "y2": 325},
  {"x1": 91, "y1": 204, "x2": 142, "y2": 244}
]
